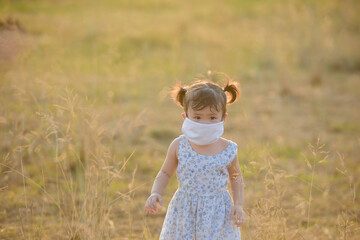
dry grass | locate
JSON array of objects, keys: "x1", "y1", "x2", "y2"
[{"x1": 1, "y1": 0, "x2": 359, "y2": 239}]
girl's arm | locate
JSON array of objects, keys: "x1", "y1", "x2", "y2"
[
  {"x1": 150, "y1": 137, "x2": 179, "y2": 195},
  {"x1": 227, "y1": 155, "x2": 245, "y2": 206}
]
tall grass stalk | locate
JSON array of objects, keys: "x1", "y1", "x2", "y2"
[
  {"x1": 304, "y1": 137, "x2": 328, "y2": 230},
  {"x1": 19, "y1": 145, "x2": 27, "y2": 211}
]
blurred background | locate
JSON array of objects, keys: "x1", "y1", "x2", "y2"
[{"x1": 0, "y1": 0, "x2": 359, "y2": 239}]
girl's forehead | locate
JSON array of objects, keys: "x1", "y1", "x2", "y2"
[{"x1": 188, "y1": 106, "x2": 222, "y2": 115}]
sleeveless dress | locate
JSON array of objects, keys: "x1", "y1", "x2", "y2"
[{"x1": 159, "y1": 135, "x2": 241, "y2": 240}]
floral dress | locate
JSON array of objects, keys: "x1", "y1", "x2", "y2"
[{"x1": 159, "y1": 135, "x2": 241, "y2": 240}]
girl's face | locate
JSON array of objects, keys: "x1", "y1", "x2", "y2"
[{"x1": 183, "y1": 106, "x2": 227, "y2": 124}]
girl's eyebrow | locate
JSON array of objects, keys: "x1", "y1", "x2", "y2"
[{"x1": 192, "y1": 110, "x2": 219, "y2": 115}]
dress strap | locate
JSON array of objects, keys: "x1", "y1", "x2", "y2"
[{"x1": 178, "y1": 135, "x2": 189, "y2": 157}]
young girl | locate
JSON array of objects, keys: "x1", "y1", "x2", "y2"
[{"x1": 145, "y1": 77, "x2": 246, "y2": 239}]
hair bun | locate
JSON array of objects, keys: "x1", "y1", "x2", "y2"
[
  {"x1": 223, "y1": 85, "x2": 231, "y2": 92},
  {"x1": 223, "y1": 81, "x2": 240, "y2": 104},
  {"x1": 171, "y1": 85, "x2": 187, "y2": 107}
]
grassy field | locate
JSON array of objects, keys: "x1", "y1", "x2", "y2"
[{"x1": 0, "y1": 0, "x2": 359, "y2": 239}]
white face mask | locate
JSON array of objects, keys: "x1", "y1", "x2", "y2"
[{"x1": 181, "y1": 117, "x2": 224, "y2": 146}]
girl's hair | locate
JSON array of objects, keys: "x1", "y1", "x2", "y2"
[{"x1": 171, "y1": 74, "x2": 241, "y2": 118}]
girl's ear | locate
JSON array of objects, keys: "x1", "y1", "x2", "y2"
[
  {"x1": 223, "y1": 113, "x2": 228, "y2": 123},
  {"x1": 182, "y1": 113, "x2": 186, "y2": 119}
]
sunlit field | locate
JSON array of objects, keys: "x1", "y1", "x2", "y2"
[{"x1": 0, "y1": 0, "x2": 359, "y2": 239}]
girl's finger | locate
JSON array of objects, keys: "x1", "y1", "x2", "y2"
[
  {"x1": 157, "y1": 196, "x2": 163, "y2": 206},
  {"x1": 230, "y1": 208, "x2": 235, "y2": 220},
  {"x1": 233, "y1": 210, "x2": 238, "y2": 218},
  {"x1": 152, "y1": 198, "x2": 158, "y2": 207},
  {"x1": 235, "y1": 219, "x2": 242, "y2": 227},
  {"x1": 147, "y1": 201, "x2": 155, "y2": 211},
  {"x1": 233, "y1": 209, "x2": 239, "y2": 217},
  {"x1": 150, "y1": 198, "x2": 156, "y2": 207},
  {"x1": 147, "y1": 205, "x2": 152, "y2": 212}
]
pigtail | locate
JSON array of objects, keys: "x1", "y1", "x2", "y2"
[
  {"x1": 171, "y1": 83, "x2": 187, "y2": 107},
  {"x1": 223, "y1": 80, "x2": 241, "y2": 104}
]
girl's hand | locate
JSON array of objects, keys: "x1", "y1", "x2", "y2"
[
  {"x1": 145, "y1": 192, "x2": 163, "y2": 214},
  {"x1": 230, "y1": 205, "x2": 246, "y2": 227}
]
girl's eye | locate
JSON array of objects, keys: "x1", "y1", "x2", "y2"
[
  {"x1": 210, "y1": 117, "x2": 216, "y2": 120},
  {"x1": 195, "y1": 116, "x2": 201, "y2": 120}
]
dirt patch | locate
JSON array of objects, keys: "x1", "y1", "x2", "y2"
[
  {"x1": 0, "y1": 17, "x2": 25, "y2": 33},
  {"x1": 0, "y1": 17, "x2": 27, "y2": 68}
]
